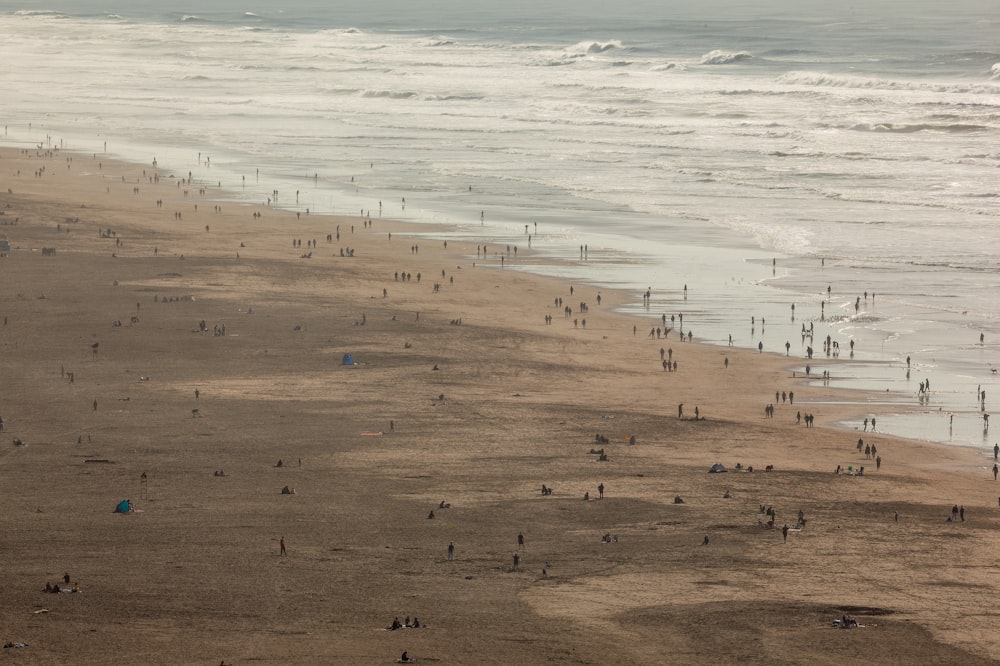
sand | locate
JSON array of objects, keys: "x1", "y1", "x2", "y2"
[{"x1": 1, "y1": 146, "x2": 998, "y2": 665}]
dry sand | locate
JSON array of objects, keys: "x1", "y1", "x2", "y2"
[{"x1": 1, "y1": 147, "x2": 999, "y2": 665}]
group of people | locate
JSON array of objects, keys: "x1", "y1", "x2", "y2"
[
  {"x1": 388, "y1": 616, "x2": 421, "y2": 631},
  {"x1": 42, "y1": 573, "x2": 79, "y2": 594}
]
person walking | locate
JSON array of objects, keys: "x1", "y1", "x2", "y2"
[
  {"x1": 782, "y1": 524, "x2": 789, "y2": 543},
  {"x1": 280, "y1": 536, "x2": 286, "y2": 556}
]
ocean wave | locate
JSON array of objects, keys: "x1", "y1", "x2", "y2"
[
  {"x1": 779, "y1": 71, "x2": 1000, "y2": 94},
  {"x1": 566, "y1": 40, "x2": 623, "y2": 56},
  {"x1": 650, "y1": 63, "x2": 684, "y2": 72},
  {"x1": 992, "y1": 63, "x2": 1000, "y2": 80},
  {"x1": 419, "y1": 37, "x2": 455, "y2": 47},
  {"x1": 849, "y1": 123, "x2": 989, "y2": 134},
  {"x1": 362, "y1": 90, "x2": 417, "y2": 99},
  {"x1": 180, "y1": 15, "x2": 203, "y2": 23},
  {"x1": 700, "y1": 50, "x2": 753, "y2": 65},
  {"x1": 423, "y1": 94, "x2": 485, "y2": 102},
  {"x1": 14, "y1": 9, "x2": 65, "y2": 16}
]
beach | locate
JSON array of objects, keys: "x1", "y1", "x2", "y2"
[{"x1": 1, "y1": 146, "x2": 999, "y2": 664}]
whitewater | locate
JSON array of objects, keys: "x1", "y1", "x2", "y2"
[{"x1": 0, "y1": 0, "x2": 998, "y2": 447}]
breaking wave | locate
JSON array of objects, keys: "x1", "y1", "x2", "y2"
[{"x1": 700, "y1": 50, "x2": 753, "y2": 65}]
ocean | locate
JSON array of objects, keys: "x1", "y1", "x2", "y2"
[{"x1": 1, "y1": 0, "x2": 998, "y2": 449}]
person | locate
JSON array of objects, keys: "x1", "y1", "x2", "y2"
[
  {"x1": 994, "y1": 464, "x2": 998, "y2": 481},
  {"x1": 427, "y1": 510, "x2": 435, "y2": 519},
  {"x1": 390, "y1": 617, "x2": 402, "y2": 631},
  {"x1": 782, "y1": 524, "x2": 789, "y2": 542},
  {"x1": 994, "y1": 443, "x2": 998, "y2": 461},
  {"x1": 280, "y1": 536, "x2": 286, "y2": 555},
  {"x1": 960, "y1": 506, "x2": 965, "y2": 522},
  {"x1": 518, "y1": 532, "x2": 524, "y2": 549},
  {"x1": 447, "y1": 542, "x2": 454, "y2": 561},
  {"x1": 63, "y1": 572, "x2": 71, "y2": 585},
  {"x1": 400, "y1": 652, "x2": 411, "y2": 663},
  {"x1": 598, "y1": 483, "x2": 604, "y2": 499},
  {"x1": 412, "y1": 618, "x2": 420, "y2": 628},
  {"x1": 513, "y1": 552, "x2": 520, "y2": 570},
  {"x1": 702, "y1": 534, "x2": 710, "y2": 545}
]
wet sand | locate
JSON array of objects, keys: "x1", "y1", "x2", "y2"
[{"x1": 1, "y1": 146, "x2": 999, "y2": 664}]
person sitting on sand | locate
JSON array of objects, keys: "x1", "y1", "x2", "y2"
[
  {"x1": 275, "y1": 459, "x2": 283, "y2": 468},
  {"x1": 428, "y1": 510, "x2": 435, "y2": 519},
  {"x1": 390, "y1": 617, "x2": 402, "y2": 631},
  {"x1": 400, "y1": 652, "x2": 411, "y2": 663},
  {"x1": 412, "y1": 618, "x2": 420, "y2": 628}
]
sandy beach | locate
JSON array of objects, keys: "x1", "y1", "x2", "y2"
[{"x1": 2, "y1": 146, "x2": 999, "y2": 665}]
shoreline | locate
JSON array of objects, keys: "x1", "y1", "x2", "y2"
[
  {"x1": 4, "y1": 133, "x2": 994, "y2": 454},
  {"x1": 0, "y1": 143, "x2": 986, "y2": 453},
  {"x1": 2, "y1": 144, "x2": 1000, "y2": 664}
]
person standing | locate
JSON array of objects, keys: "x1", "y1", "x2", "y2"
[
  {"x1": 280, "y1": 536, "x2": 286, "y2": 556},
  {"x1": 598, "y1": 483, "x2": 605, "y2": 499},
  {"x1": 782, "y1": 524, "x2": 789, "y2": 543},
  {"x1": 517, "y1": 532, "x2": 525, "y2": 550},
  {"x1": 447, "y1": 542, "x2": 455, "y2": 561}
]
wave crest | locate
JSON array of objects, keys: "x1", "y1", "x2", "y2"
[
  {"x1": 700, "y1": 50, "x2": 753, "y2": 65},
  {"x1": 779, "y1": 71, "x2": 1000, "y2": 94},
  {"x1": 567, "y1": 40, "x2": 622, "y2": 56}
]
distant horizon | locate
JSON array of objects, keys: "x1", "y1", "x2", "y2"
[{"x1": 0, "y1": 0, "x2": 996, "y2": 29}]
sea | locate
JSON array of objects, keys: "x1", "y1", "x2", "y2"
[{"x1": 1, "y1": 0, "x2": 998, "y2": 451}]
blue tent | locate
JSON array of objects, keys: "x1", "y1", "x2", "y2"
[
  {"x1": 114, "y1": 499, "x2": 131, "y2": 513},
  {"x1": 342, "y1": 353, "x2": 355, "y2": 365}
]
